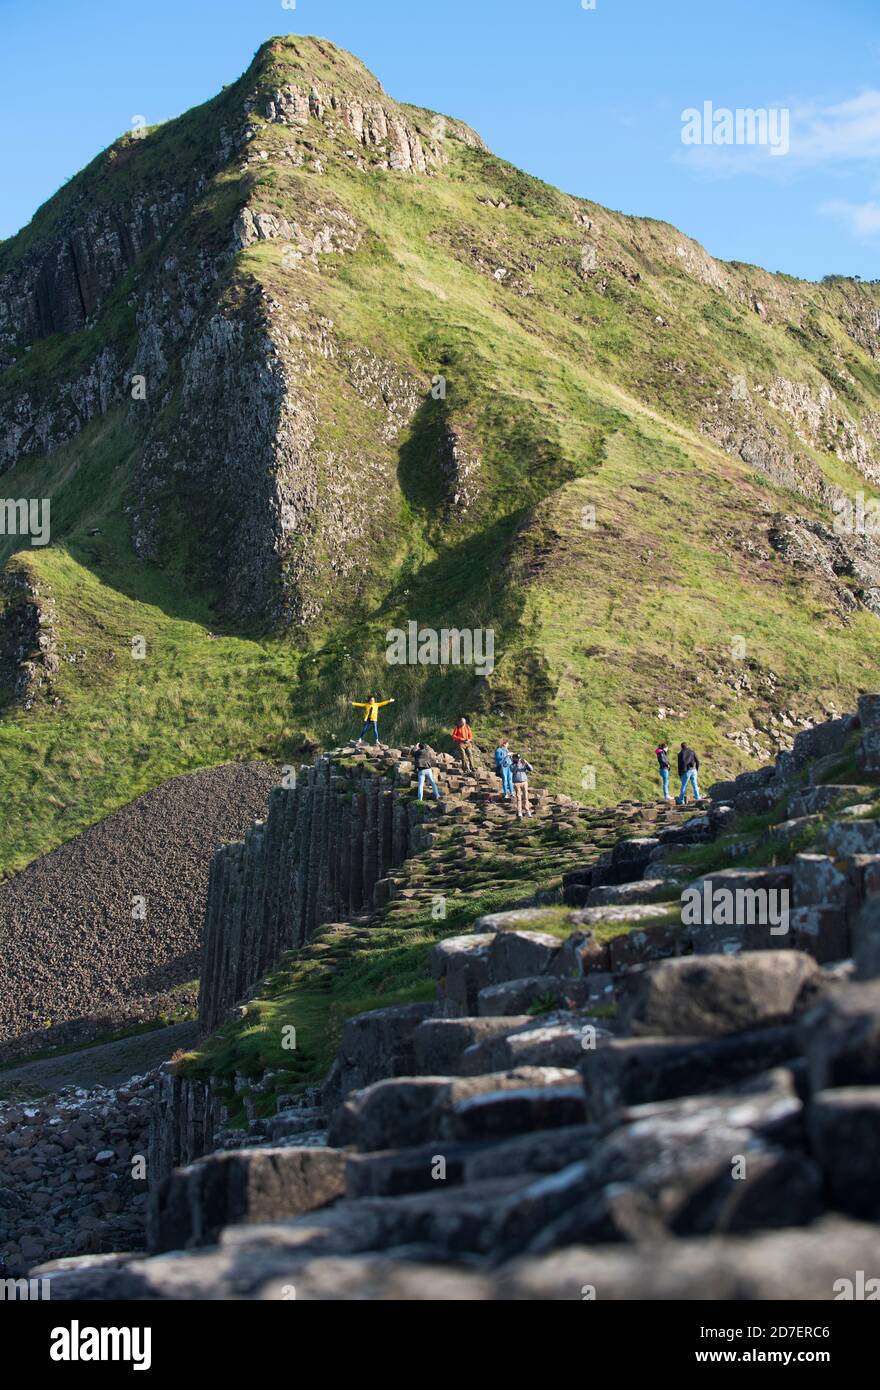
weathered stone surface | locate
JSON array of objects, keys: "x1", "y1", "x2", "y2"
[
  {"x1": 792, "y1": 852, "x2": 851, "y2": 912},
  {"x1": 463, "y1": 1124, "x2": 599, "y2": 1183},
  {"x1": 152, "y1": 1147, "x2": 347, "y2": 1253},
  {"x1": 807, "y1": 1087, "x2": 880, "y2": 1217},
  {"x1": 412, "y1": 1016, "x2": 531, "y2": 1075},
  {"x1": 477, "y1": 975, "x2": 613, "y2": 1017},
  {"x1": 581, "y1": 1026, "x2": 801, "y2": 1118},
  {"x1": 825, "y1": 820, "x2": 880, "y2": 857},
  {"x1": 432, "y1": 935, "x2": 493, "y2": 1016},
  {"x1": 321, "y1": 1002, "x2": 434, "y2": 1107},
  {"x1": 461, "y1": 1017, "x2": 611, "y2": 1075},
  {"x1": 487, "y1": 930, "x2": 562, "y2": 984},
  {"x1": 448, "y1": 1084, "x2": 586, "y2": 1142},
  {"x1": 495, "y1": 1217, "x2": 879, "y2": 1300},
  {"x1": 328, "y1": 1067, "x2": 580, "y2": 1152},
  {"x1": 621, "y1": 952, "x2": 821, "y2": 1038},
  {"x1": 800, "y1": 979, "x2": 880, "y2": 1088},
  {"x1": 788, "y1": 785, "x2": 872, "y2": 819},
  {"x1": 586, "y1": 880, "x2": 673, "y2": 907}
]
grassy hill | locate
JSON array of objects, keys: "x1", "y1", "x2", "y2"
[{"x1": 1, "y1": 34, "x2": 880, "y2": 878}]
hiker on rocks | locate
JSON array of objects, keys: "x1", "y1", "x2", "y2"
[
  {"x1": 655, "y1": 741, "x2": 671, "y2": 801},
  {"x1": 510, "y1": 752, "x2": 533, "y2": 819},
  {"x1": 352, "y1": 694, "x2": 395, "y2": 746},
  {"x1": 411, "y1": 742, "x2": 441, "y2": 802},
  {"x1": 452, "y1": 715, "x2": 477, "y2": 774},
  {"x1": 494, "y1": 737, "x2": 513, "y2": 800},
  {"x1": 676, "y1": 741, "x2": 701, "y2": 804}
]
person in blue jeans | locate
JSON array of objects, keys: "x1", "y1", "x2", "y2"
[
  {"x1": 676, "y1": 742, "x2": 701, "y2": 804},
  {"x1": 411, "y1": 743, "x2": 441, "y2": 801},
  {"x1": 494, "y1": 738, "x2": 513, "y2": 799},
  {"x1": 655, "y1": 741, "x2": 671, "y2": 801}
]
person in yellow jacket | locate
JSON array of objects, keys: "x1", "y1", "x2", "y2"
[{"x1": 352, "y1": 694, "x2": 395, "y2": 746}]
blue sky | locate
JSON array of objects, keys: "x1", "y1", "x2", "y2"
[{"x1": 2, "y1": 0, "x2": 879, "y2": 281}]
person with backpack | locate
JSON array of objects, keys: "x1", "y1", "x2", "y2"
[
  {"x1": 494, "y1": 738, "x2": 513, "y2": 800},
  {"x1": 676, "y1": 742, "x2": 701, "y2": 804},
  {"x1": 510, "y1": 752, "x2": 533, "y2": 819},
  {"x1": 410, "y1": 742, "x2": 441, "y2": 802},
  {"x1": 352, "y1": 694, "x2": 395, "y2": 745},
  {"x1": 655, "y1": 741, "x2": 671, "y2": 801},
  {"x1": 452, "y1": 715, "x2": 477, "y2": 774}
]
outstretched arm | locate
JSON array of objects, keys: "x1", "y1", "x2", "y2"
[
  {"x1": 376, "y1": 698, "x2": 394, "y2": 708},
  {"x1": 351, "y1": 701, "x2": 367, "y2": 708}
]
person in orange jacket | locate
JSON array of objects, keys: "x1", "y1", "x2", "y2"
[
  {"x1": 451, "y1": 715, "x2": 477, "y2": 774},
  {"x1": 352, "y1": 695, "x2": 395, "y2": 745}
]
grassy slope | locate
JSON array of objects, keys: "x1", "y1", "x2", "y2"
[{"x1": 2, "y1": 36, "x2": 880, "y2": 879}]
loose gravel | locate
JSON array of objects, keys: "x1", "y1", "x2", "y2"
[{"x1": 0, "y1": 761, "x2": 279, "y2": 1052}]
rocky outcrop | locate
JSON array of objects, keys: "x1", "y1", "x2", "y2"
[
  {"x1": 0, "y1": 187, "x2": 191, "y2": 362},
  {"x1": 0, "y1": 564, "x2": 59, "y2": 706},
  {"x1": 198, "y1": 752, "x2": 427, "y2": 1034}
]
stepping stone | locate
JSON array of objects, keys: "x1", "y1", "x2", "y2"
[
  {"x1": 581, "y1": 1025, "x2": 801, "y2": 1118},
  {"x1": 620, "y1": 950, "x2": 821, "y2": 1039},
  {"x1": 412, "y1": 1016, "x2": 531, "y2": 1075},
  {"x1": 477, "y1": 974, "x2": 613, "y2": 1017},
  {"x1": 152, "y1": 1147, "x2": 347, "y2": 1254},
  {"x1": 808, "y1": 1087, "x2": 880, "y2": 1218},
  {"x1": 586, "y1": 880, "x2": 674, "y2": 907},
  {"x1": 826, "y1": 820, "x2": 880, "y2": 857}
]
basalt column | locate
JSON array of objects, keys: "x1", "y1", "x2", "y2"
[{"x1": 198, "y1": 755, "x2": 415, "y2": 1034}]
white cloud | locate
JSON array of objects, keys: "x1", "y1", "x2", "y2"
[
  {"x1": 794, "y1": 91, "x2": 880, "y2": 164},
  {"x1": 819, "y1": 199, "x2": 880, "y2": 239},
  {"x1": 675, "y1": 89, "x2": 880, "y2": 175}
]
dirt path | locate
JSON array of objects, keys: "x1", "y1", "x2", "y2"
[{"x1": 0, "y1": 1021, "x2": 200, "y2": 1098}]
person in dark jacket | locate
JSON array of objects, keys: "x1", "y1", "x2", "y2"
[
  {"x1": 510, "y1": 753, "x2": 533, "y2": 819},
  {"x1": 411, "y1": 743, "x2": 441, "y2": 801},
  {"x1": 676, "y1": 742, "x2": 701, "y2": 804},
  {"x1": 655, "y1": 741, "x2": 671, "y2": 801}
]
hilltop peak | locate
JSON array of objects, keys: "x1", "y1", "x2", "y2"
[{"x1": 250, "y1": 34, "x2": 390, "y2": 98}]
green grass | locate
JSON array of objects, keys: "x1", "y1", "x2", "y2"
[{"x1": 3, "y1": 33, "x2": 880, "y2": 882}]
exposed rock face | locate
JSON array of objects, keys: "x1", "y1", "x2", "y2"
[
  {"x1": 0, "y1": 188, "x2": 191, "y2": 363},
  {"x1": 0, "y1": 564, "x2": 59, "y2": 706},
  {"x1": 198, "y1": 752, "x2": 426, "y2": 1033}
]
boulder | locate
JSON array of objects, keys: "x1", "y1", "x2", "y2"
[
  {"x1": 807, "y1": 1087, "x2": 880, "y2": 1218},
  {"x1": 151, "y1": 1147, "x2": 347, "y2": 1253},
  {"x1": 321, "y1": 1002, "x2": 434, "y2": 1105},
  {"x1": 620, "y1": 951, "x2": 821, "y2": 1038},
  {"x1": 487, "y1": 930, "x2": 562, "y2": 984},
  {"x1": 431, "y1": 935, "x2": 493, "y2": 1016},
  {"x1": 495, "y1": 1216, "x2": 879, "y2": 1300},
  {"x1": 477, "y1": 974, "x2": 613, "y2": 1016},
  {"x1": 581, "y1": 1025, "x2": 801, "y2": 1118},
  {"x1": 329, "y1": 1067, "x2": 581, "y2": 1152},
  {"x1": 800, "y1": 979, "x2": 880, "y2": 1088},
  {"x1": 412, "y1": 1016, "x2": 531, "y2": 1075}
]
